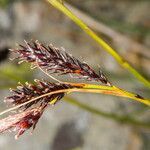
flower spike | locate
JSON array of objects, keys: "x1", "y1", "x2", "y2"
[{"x1": 11, "y1": 41, "x2": 111, "y2": 86}]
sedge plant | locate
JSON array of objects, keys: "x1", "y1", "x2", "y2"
[{"x1": 0, "y1": 40, "x2": 149, "y2": 139}]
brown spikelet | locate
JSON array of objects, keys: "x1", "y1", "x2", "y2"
[
  {"x1": 5, "y1": 80, "x2": 74, "y2": 110},
  {"x1": 0, "y1": 105, "x2": 46, "y2": 139},
  {"x1": 0, "y1": 80, "x2": 76, "y2": 138},
  {"x1": 0, "y1": 40, "x2": 112, "y2": 139},
  {"x1": 11, "y1": 41, "x2": 111, "y2": 86}
]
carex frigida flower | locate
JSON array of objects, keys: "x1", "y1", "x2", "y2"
[
  {"x1": 12, "y1": 40, "x2": 111, "y2": 85},
  {"x1": 0, "y1": 40, "x2": 111, "y2": 138}
]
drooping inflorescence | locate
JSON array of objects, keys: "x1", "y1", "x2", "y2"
[
  {"x1": 11, "y1": 41, "x2": 111, "y2": 86},
  {"x1": 0, "y1": 105, "x2": 46, "y2": 139},
  {"x1": 5, "y1": 79, "x2": 74, "y2": 110},
  {"x1": 0, "y1": 80, "x2": 76, "y2": 138},
  {"x1": 0, "y1": 40, "x2": 111, "y2": 139}
]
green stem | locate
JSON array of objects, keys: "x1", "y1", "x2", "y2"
[
  {"x1": 46, "y1": 0, "x2": 150, "y2": 88},
  {"x1": 81, "y1": 83, "x2": 150, "y2": 106},
  {"x1": 65, "y1": 97, "x2": 150, "y2": 129},
  {"x1": 1, "y1": 84, "x2": 149, "y2": 116}
]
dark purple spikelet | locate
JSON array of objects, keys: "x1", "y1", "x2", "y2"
[
  {"x1": 5, "y1": 80, "x2": 73, "y2": 110},
  {"x1": 0, "y1": 40, "x2": 112, "y2": 139},
  {"x1": 0, "y1": 105, "x2": 46, "y2": 139},
  {"x1": 11, "y1": 41, "x2": 111, "y2": 86},
  {"x1": 0, "y1": 80, "x2": 75, "y2": 138}
]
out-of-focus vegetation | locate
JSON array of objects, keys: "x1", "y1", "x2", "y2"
[
  {"x1": 0, "y1": 0, "x2": 11, "y2": 8},
  {"x1": 0, "y1": 0, "x2": 150, "y2": 149}
]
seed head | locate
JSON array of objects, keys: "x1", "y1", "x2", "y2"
[
  {"x1": 5, "y1": 80, "x2": 73, "y2": 110},
  {"x1": 0, "y1": 105, "x2": 46, "y2": 139},
  {"x1": 1, "y1": 80, "x2": 75, "y2": 138},
  {"x1": 11, "y1": 41, "x2": 111, "y2": 85}
]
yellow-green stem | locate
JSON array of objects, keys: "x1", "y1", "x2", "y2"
[
  {"x1": 83, "y1": 83, "x2": 150, "y2": 106},
  {"x1": 46, "y1": 0, "x2": 150, "y2": 88},
  {"x1": 0, "y1": 84, "x2": 149, "y2": 116}
]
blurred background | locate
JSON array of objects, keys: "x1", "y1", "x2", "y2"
[{"x1": 0, "y1": 0, "x2": 150, "y2": 150}]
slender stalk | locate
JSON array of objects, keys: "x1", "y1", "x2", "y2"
[
  {"x1": 38, "y1": 65, "x2": 62, "y2": 83},
  {"x1": 65, "y1": 97, "x2": 150, "y2": 129},
  {"x1": 46, "y1": 0, "x2": 150, "y2": 88},
  {"x1": 0, "y1": 84, "x2": 149, "y2": 116}
]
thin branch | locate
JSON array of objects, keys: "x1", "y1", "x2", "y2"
[{"x1": 38, "y1": 65, "x2": 63, "y2": 83}]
